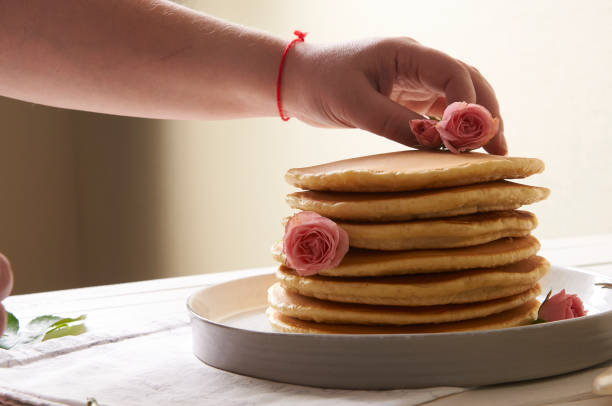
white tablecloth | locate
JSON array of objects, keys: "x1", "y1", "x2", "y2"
[{"x1": 1, "y1": 235, "x2": 611, "y2": 406}]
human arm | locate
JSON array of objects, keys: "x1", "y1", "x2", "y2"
[
  {"x1": 0, "y1": 0, "x2": 506, "y2": 154},
  {"x1": 0, "y1": 0, "x2": 285, "y2": 120}
]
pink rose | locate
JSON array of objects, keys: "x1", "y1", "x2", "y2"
[
  {"x1": 538, "y1": 289, "x2": 587, "y2": 322},
  {"x1": 0, "y1": 254, "x2": 14, "y2": 336},
  {"x1": 409, "y1": 119, "x2": 443, "y2": 148},
  {"x1": 437, "y1": 102, "x2": 500, "y2": 153},
  {"x1": 282, "y1": 211, "x2": 349, "y2": 276}
]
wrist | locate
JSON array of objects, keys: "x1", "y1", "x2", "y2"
[{"x1": 278, "y1": 40, "x2": 316, "y2": 120}]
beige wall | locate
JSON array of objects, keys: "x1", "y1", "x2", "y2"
[
  {"x1": 71, "y1": 114, "x2": 168, "y2": 287},
  {"x1": 0, "y1": 99, "x2": 80, "y2": 294},
  {"x1": 0, "y1": 98, "x2": 167, "y2": 293},
  {"x1": 2, "y1": 0, "x2": 611, "y2": 293}
]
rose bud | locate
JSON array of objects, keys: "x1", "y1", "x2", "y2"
[
  {"x1": 538, "y1": 289, "x2": 587, "y2": 322},
  {"x1": 282, "y1": 211, "x2": 349, "y2": 276},
  {"x1": 437, "y1": 102, "x2": 500, "y2": 153},
  {"x1": 409, "y1": 119, "x2": 443, "y2": 149}
]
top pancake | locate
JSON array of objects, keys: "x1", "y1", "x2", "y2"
[{"x1": 286, "y1": 150, "x2": 544, "y2": 192}]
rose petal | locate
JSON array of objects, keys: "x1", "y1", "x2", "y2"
[
  {"x1": 538, "y1": 289, "x2": 588, "y2": 322},
  {"x1": 282, "y1": 211, "x2": 350, "y2": 275},
  {"x1": 437, "y1": 102, "x2": 499, "y2": 153},
  {"x1": 409, "y1": 119, "x2": 443, "y2": 149}
]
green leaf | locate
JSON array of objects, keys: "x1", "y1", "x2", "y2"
[
  {"x1": 0, "y1": 313, "x2": 87, "y2": 349},
  {"x1": 28, "y1": 315, "x2": 87, "y2": 343},
  {"x1": 26, "y1": 315, "x2": 63, "y2": 332},
  {"x1": 0, "y1": 312, "x2": 20, "y2": 350},
  {"x1": 43, "y1": 320, "x2": 87, "y2": 341},
  {"x1": 87, "y1": 398, "x2": 99, "y2": 406},
  {"x1": 43, "y1": 314, "x2": 86, "y2": 329}
]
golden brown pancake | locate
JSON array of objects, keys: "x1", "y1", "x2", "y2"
[
  {"x1": 286, "y1": 181, "x2": 550, "y2": 222},
  {"x1": 268, "y1": 282, "x2": 541, "y2": 325},
  {"x1": 271, "y1": 235, "x2": 541, "y2": 277},
  {"x1": 276, "y1": 256, "x2": 549, "y2": 306},
  {"x1": 266, "y1": 299, "x2": 540, "y2": 334},
  {"x1": 286, "y1": 150, "x2": 544, "y2": 192},
  {"x1": 336, "y1": 210, "x2": 537, "y2": 250}
]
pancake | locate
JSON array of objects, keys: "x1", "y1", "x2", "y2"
[
  {"x1": 271, "y1": 235, "x2": 541, "y2": 277},
  {"x1": 266, "y1": 299, "x2": 540, "y2": 334},
  {"x1": 286, "y1": 181, "x2": 550, "y2": 222},
  {"x1": 286, "y1": 150, "x2": 544, "y2": 192},
  {"x1": 337, "y1": 210, "x2": 537, "y2": 250},
  {"x1": 268, "y1": 282, "x2": 541, "y2": 325},
  {"x1": 276, "y1": 256, "x2": 549, "y2": 306}
]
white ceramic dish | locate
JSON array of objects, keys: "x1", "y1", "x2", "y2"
[{"x1": 187, "y1": 265, "x2": 612, "y2": 389}]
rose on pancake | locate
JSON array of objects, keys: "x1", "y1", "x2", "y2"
[
  {"x1": 0, "y1": 254, "x2": 14, "y2": 336},
  {"x1": 408, "y1": 119, "x2": 442, "y2": 149},
  {"x1": 283, "y1": 211, "x2": 349, "y2": 276},
  {"x1": 537, "y1": 289, "x2": 587, "y2": 322},
  {"x1": 437, "y1": 102, "x2": 500, "y2": 153}
]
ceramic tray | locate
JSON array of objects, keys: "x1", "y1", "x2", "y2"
[{"x1": 187, "y1": 265, "x2": 612, "y2": 389}]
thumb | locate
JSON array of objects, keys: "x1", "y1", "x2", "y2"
[{"x1": 349, "y1": 88, "x2": 424, "y2": 147}]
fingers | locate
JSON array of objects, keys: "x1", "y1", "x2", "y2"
[
  {"x1": 427, "y1": 96, "x2": 447, "y2": 119},
  {"x1": 349, "y1": 84, "x2": 423, "y2": 147},
  {"x1": 484, "y1": 118, "x2": 506, "y2": 155},
  {"x1": 462, "y1": 64, "x2": 508, "y2": 155},
  {"x1": 398, "y1": 43, "x2": 507, "y2": 155},
  {"x1": 402, "y1": 45, "x2": 476, "y2": 105}
]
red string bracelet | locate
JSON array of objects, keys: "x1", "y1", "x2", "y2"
[{"x1": 276, "y1": 30, "x2": 307, "y2": 121}]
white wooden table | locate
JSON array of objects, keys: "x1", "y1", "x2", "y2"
[{"x1": 0, "y1": 235, "x2": 611, "y2": 406}]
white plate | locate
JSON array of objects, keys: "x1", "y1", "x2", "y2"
[{"x1": 187, "y1": 265, "x2": 612, "y2": 389}]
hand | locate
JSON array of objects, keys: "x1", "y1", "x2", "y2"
[
  {"x1": 0, "y1": 254, "x2": 14, "y2": 336},
  {"x1": 283, "y1": 37, "x2": 507, "y2": 155}
]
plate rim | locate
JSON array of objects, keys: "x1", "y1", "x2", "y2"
[{"x1": 186, "y1": 264, "x2": 612, "y2": 339}]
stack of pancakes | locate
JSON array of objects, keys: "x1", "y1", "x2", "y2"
[{"x1": 267, "y1": 150, "x2": 550, "y2": 334}]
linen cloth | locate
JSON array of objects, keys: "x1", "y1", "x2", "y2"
[
  {"x1": 0, "y1": 268, "x2": 466, "y2": 406},
  {"x1": 0, "y1": 327, "x2": 468, "y2": 406}
]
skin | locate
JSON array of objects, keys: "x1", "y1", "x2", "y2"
[
  {"x1": 0, "y1": 0, "x2": 506, "y2": 154},
  {"x1": 0, "y1": 1, "x2": 506, "y2": 311}
]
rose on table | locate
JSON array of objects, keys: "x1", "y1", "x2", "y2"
[
  {"x1": 0, "y1": 255, "x2": 88, "y2": 349},
  {"x1": 534, "y1": 289, "x2": 588, "y2": 323}
]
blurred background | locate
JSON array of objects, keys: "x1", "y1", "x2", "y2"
[{"x1": 2, "y1": 0, "x2": 611, "y2": 294}]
